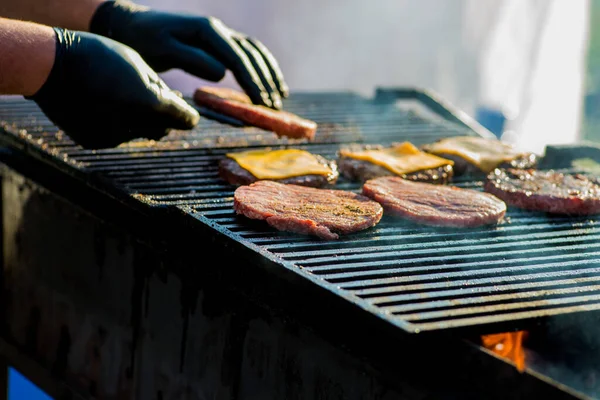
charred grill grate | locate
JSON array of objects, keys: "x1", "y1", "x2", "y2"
[{"x1": 1, "y1": 89, "x2": 599, "y2": 334}]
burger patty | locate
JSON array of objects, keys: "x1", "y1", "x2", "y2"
[
  {"x1": 193, "y1": 87, "x2": 317, "y2": 140},
  {"x1": 219, "y1": 156, "x2": 339, "y2": 187},
  {"x1": 337, "y1": 157, "x2": 453, "y2": 184},
  {"x1": 435, "y1": 152, "x2": 538, "y2": 177},
  {"x1": 337, "y1": 144, "x2": 454, "y2": 184},
  {"x1": 420, "y1": 136, "x2": 538, "y2": 177},
  {"x1": 233, "y1": 181, "x2": 383, "y2": 240},
  {"x1": 484, "y1": 168, "x2": 600, "y2": 215},
  {"x1": 362, "y1": 176, "x2": 507, "y2": 227}
]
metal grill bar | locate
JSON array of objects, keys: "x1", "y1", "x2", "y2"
[{"x1": 1, "y1": 90, "x2": 599, "y2": 334}]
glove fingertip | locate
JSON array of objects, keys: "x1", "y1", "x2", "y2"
[
  {"x1": 207, "y1": 61, "x2": 227, "y2": 82},
  {"x1": 169, "y1": 94, "x2": 201, "y2": 128},
  {"x1": 255, "y1": 91, "x2": 272, "y2": 108},
  {"x1": 271, "y1": 94, "x2": 282, "y2": 110}
]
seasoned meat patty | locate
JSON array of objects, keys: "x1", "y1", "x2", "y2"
[
  {"x1": 362, "y1": 176, "x2": 507, "y2": 227},
  {"x1": 193, "y1": 87, "x2": 317, "y2": 140},
  {"x1": 219, "y1": 155, "x2": 339, "y2": 187},
  {"x1": 233, "y1": 181, "x2": 383, "y2": 240},
  {"x1": 484, "y1": 168, "x2": 600, "y2": 215},
  {"x1": 337, "y1": 143, "x2": 454, "y2": 184}
]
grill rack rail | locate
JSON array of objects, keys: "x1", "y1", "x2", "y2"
[{"x1": 1, "y1": 88, "x2": 599, "y2": 335}]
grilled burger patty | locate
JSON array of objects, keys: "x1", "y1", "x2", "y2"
[
  {"x1": 234, "y1": 181, "x2": 383, "y2": 240},
  {"x1": 338, "y1": 156, "x2": 453, "y2": 184},
  {"x1": 337, "y1": 143, "x2": 454, "y2": 184},
  {"x1": 484, "y1": 168, "x2": 600, "y2": 215},
  {"x1": 436, "y1": 152, "x2": 538, "y2": 177},
  {"x1": 219, "y1": 156, "x2": 339, "y2": 187},
  {"x1": 421, "y1": 136, "x2": 538, "y2": 177},
  {"x1": 193, "y1": 87, "x2": 317, "y2": 140},
  {"x1": 362, "y1": 176, "x2": 507, "y2": 227}
]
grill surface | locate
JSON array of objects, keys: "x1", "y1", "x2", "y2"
[{"x1": 1, "y1": 88, "x2": 599, "y2": 335}]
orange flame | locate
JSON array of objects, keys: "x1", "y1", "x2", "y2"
[{"x1": 481, "y1": 331, "x2": 527, "y2": 372}]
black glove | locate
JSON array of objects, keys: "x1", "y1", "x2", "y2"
[
  {"x1": 90, "y1": 0, "x2": 288, "y2": 110},
  {"x1": 28, "y1": 27, "x2": 200, "y2": 149}
]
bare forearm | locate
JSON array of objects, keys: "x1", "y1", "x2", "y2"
[
  {"x1": 0, "y1": 18, "x2": 55, "y2": 96},
  {"x1": 0, "y1": 0, "x2": 105, "y2": 31}
]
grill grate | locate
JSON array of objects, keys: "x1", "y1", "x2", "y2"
[{"x1": 2, "y1": 89, "x2": 599, "y2": 334}]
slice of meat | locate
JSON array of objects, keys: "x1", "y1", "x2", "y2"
[
  {"x1": 219, "y1": 155, "x2": 339, "y2": 187},
  {"x1": 337, "y1": 143, "x2": 454, "y2": 184},
  {"x1": 193, "y1": 86, "x2": 317, "y2": 140},
  {"x1": 362, "y1": 176, "x2": 506, "y2": 227},
  {"x1": 484, "y1": 168, "x2": 600, "y2": 215},
  {"x1": 234, "y1": 181, "x2": 383, "y2": 240}
]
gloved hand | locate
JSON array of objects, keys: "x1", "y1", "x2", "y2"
[
  {"x1": 90, "y1": 0, "x2": 288, "y2": 110},
  {"x1": 28, "y1": 27, "x2": 200, "y2": 149}
]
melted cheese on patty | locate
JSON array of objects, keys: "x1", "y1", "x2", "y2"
[
  {"x1": 227, "y1": 148, "x2": 334, "y2": 179},
  {"x1": 423, "y1": 136, "x2": 525, "y2": 173},
  {"x1": 339, "y1": 142, "x2": 452, "y2": 175}
]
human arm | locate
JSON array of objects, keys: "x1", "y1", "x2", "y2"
[
  {"x1": 0, "y1": 17, "x2": 199, "y2": 149},
  {"x1": 0, "y1": 0, "x2": 104, "y2": 32},
  {"x1": 0, "y1": 17, "x2": 56, "y2": 96},
  {"x1": 1, "y1": 0, "x2": 288, "y2": 109}
]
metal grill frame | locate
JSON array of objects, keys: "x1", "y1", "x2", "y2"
[{"x1": 1, "y1": 87, "x2": 599, "y2": 338}]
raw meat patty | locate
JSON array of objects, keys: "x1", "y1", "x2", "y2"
[
  {"x1": 233, "y1": 181, "x2": 383, "y2": 240},
  {"x1": 362, "y1": 176, "x2": 506, "y2": 227}
]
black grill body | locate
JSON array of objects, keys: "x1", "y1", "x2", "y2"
[{"x1": 0, "y1": 88, "x2": 597, "y2": 399}]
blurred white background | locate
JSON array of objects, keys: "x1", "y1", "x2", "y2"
[{"x1": 138, "y1": 0, "x2": 590, "y2": 155}]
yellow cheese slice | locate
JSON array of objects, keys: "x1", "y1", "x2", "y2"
[
  {"x1": 423, "y1": 136, "x2": 524, "y2": 173},
  {"x1": 226, "y1": 148, "x2": 334, "y2": 180},
  {"x1": 339, "y1": 142, "x2": 453, "y2": 175}
]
